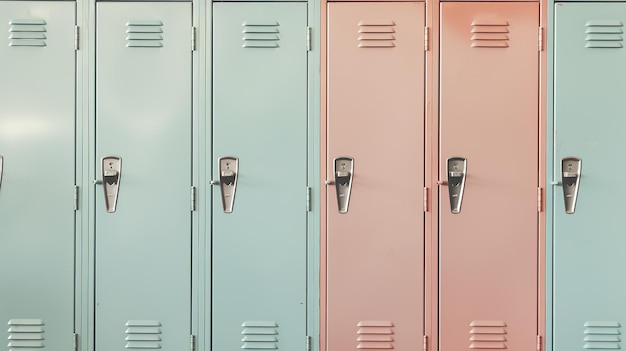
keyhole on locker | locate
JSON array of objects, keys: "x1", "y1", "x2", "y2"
[
  {"x1": 104, "y1": 162, "x2": 118, "y2": 185},
  {"x1": 221, "y1": 162, "x2": 235, "y2": 186}
]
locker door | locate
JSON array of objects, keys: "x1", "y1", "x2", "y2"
[
  {"x1": 439, "y1": 3, "x2": 539, "y2": 351},
  {"x1": 95, "y1": 3, "x2": 192, "y2": 350},
  {"x1": 212, "y1": 3, "x2": 308, "y2": 351},
  {"x1": 553, "y1": 4, "x2": 626, "y2": 350},
  {"x1": 0, "y1": 2, "x2": 76, "y2": 350},
  {"x1": 326, "y1": 3, "x2": 425, "y2": 351}
]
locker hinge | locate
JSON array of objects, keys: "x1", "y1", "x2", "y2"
[
  {"x1": 74, "y1": 26, "x2": 80, "y2": 51},
  {"x1": 423, "y1": 187, "x2": 429, "y2": 212},
  {"x1": 192, "y1": 27, "x2": 197, "y2": 51},
  {"x1": 306, "y1": 186, "x2": 312, "y2": 212},
  {"x1": 538, "y1": 27, "x2": 543, "y2": 52},
  {"x1": 537, "y1": 335, "x2": 542, "y2": 351},
  {"x1": 423, "y1": 335, "x2": 428, "y2": 351},
  {"x1": 73, "y1": 333, "x2": 78, "y2": 351},
  {"x1": 537, "y1": 187, "x2": 543, "y2": 212},
  {"x1": 306, "y1": 335, "x2": 312, "y2": 351},
  {"x1": 191, "y1": 186, "x2": 197, "y2": 212},
  {"x1": 74, "y1": 186, "x2": 79, "y2": 211},
  {"x1": 190, "y1": 335, "x2": 196, "y2": 351},
  {"x1": 306, "y1": 27, "x2": 312, "y2": 52},
  {"x1": 424, "y1": 27, "x2": 430, "y2": 51}
]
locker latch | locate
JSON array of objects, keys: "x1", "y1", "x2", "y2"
[
  {"x1": 101, "y1": 156, "x2": 122, "y2": 213},
  {"x1": 218, "y1": 156, "x2": 239, "y2": 213},
  {"x1": 561, "y1": 157, "x2": 581, "y2": 214},
  {"x1": 334, "y1": 156, "x2": 354, "y2": 214},
  {"x1": 0, "y1": 155, "x2": 4, "y2": 191},
  {"x1": 447, "y1": 157, "x2": 467, "y2": 214}
]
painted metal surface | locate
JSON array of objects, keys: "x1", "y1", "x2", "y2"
[
  {"x1": 0, "y1": 2, "x2": 76, "y2": 350},
  {"x1": 212, "y1": 3, "x2": 308, "y2": 351},
  {"x1": 326, "y1": 2, "x2": 425, "y2": 350},
  {"x1": 95, "y1": 3, "x2": 192, "y2": 350},
  {"x1": 552, "y1": 4, "x2": 626, "y2": 351},
  {"x1": 439, "y1": 3, "x2": 539, "y2": 351}
]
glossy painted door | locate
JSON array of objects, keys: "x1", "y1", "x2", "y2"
[
  {"x1": 212, "y1": 3, "x2": 308, "y2": 351},
  {"x1": 553, "y1": 4, "x2": 626, "y2": 350},
  {"x1": 326, "y1": 3, "x2": 425, "y2": 350},
  {"x1": 95, "y1": 3, "x2": 192, "y2": 350},
  {"x1": 439, "y1": 3, "x2": 539, "y2": 351},
  {"x1": 0, "y1": 2, "x2": 76, "y2": 349}
]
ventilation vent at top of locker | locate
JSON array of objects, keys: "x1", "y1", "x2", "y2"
[
  {"x1": 585, "y1": 21, "x2": 623, "y2": 49},
  {"x1": 242, "y1": 21, "x2": 280, "y2": 49},
  {"x1": 8, "y1": 19, "x2": 47, "y2": 47},
  {"x1": 358, "y1": 21, "x2": 396, "y2": 48},
  {"x1": 126, "y1": 20, "x2": 164, "y2": 48},
  {"x1": 471, "y1": 19, "x2": 509, "y2": 48}
]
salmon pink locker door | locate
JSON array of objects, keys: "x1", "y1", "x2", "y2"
[
  {"x1": 95, "y1": 3, "x2": 193, "y2": 350},
  {"x1": 0, "y1": 2, "x2": 76, "y2": 350},
  {"x1": 212, "y1": 3, "x2": 309, "y2": 351},
  {"x1": 553, "y1": 4, "x2": 626, "y2": 350},
  {"x1": 439, "y1": 3, "x2": 540, "y2": 351},
  {"x1": 326, "y1": 2, "x2": 425, "y2": 351}
]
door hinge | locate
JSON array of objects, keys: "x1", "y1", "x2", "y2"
[
  {"x1": 423, "y1": 187, "x2": 429, "y2": 212},
  {"x1": 306, "y1": 27, "x2": 312, "y2": 52},
  {"x1": 537, "y1": 187, "x2": 543, "y2": 212},
  {"x1": 537, "y1": 335, "x2": 542, "y2": 351},
  {"x1": 190, "y1": 335, "x2": 196, "y2": 351},
  {"x1": 191, "y1": 186, "x2": 197, "y2": 212},
  {"x1": 192, "y1": 27, "x2": 197, "y2": 51},
  {"x1": 73, "y1": 333, "x2": 78, "y2": 351},
  {"x1": 74, "y1": 186, "x2": 79, "y2": 211},
  {"x1": 306, "y1": 186, "x2": 312, "y2": 212},
  {"x1": 424, "y1": 27, "x2": 430, "y2": 51},
  {"x1": 74, "y1": 26, "x2": 80, "y2": 51},
  {"x1": 423, "y1": 335, "x2": 428, "y2": 351},
  {"x1": 306, "y1": 336, "x2": 312, "y2": 351},
  {"x1": 538, "y1": 27, "x2": 543, "y2": 52}
]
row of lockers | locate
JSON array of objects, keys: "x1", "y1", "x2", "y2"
[{"x1": 1, "y1": 1, "x2": 623, "y2": 351}]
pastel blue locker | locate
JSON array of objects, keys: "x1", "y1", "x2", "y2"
[
  {"x1": 552, "y1": 3, "x2": 626, "y2": 351},
  {"x1": 95, "y1": 2, "x2": 193, "y2": 350},
  {"x1": 211, "y1": 2, "x2": 309, "y2": 351},
  {"x1": 0, "y1": 2, "x2": 76, "y2": 350}
]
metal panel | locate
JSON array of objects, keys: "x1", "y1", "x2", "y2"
[
  {"x1": 212, "y1": 3, "x2": 308, "y2": 351},
  {"x1": 439, "y1": 3, "x2": 539, "y2": 351},
  {"x1": 553, "y1": 4, "x2": 626, "y2": 351},
  {"x1": 326, "y1": 3, "x2": 425, "y2": 351},
  {"x1": 0, "y1": 2, "x2": 76, "y2": 350},
  {"x1": 95, "y1": 3, "x2": 192, "y2": 350}
]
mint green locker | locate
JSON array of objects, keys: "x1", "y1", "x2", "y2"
[
  {"x1": 212, "y1": 3, "x2": 309, "y2": 351},
  {"x1": 0, "y1": 2, "x2": 76, "y2": 350},
  {"x1": 95, "y1": 3, "x2": 193, "y2": 350},
  {"x1": 552, "y1": 3, "x2": 626, "y2": 351}
]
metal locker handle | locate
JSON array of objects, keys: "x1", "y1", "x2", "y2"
[
  {"x1": 101, "y1": 156, "x2": 122, "y2": 213},
  {"x1": 0, "y1": 155, "x2": 4, "y2": 191},
  {"x1": 446, "y1": 157, "x2": 467, "y2": 214},
  {"x1": 218, "y1": 156, "x2": 238, "y2": 213},
  {"x1": 333, "y1": 156, "x2": 354, "y2": 214},
  {"x1": 561, "y1": 157, "x2": 582, "y2": 214}
]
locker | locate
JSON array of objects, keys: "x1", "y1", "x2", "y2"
[
  {"x1": 552, "y1": 4, "x2": 626, "y2": 351},
  {"x1": 211, "y1": 3, "x2": 309, "y2": 351},
  {"x1": 325, "y1": 2, "x2": 425, "y2": 351},
  {"x1": 0, "y1": 2, "x2": 76, "y2": 350},
  {"x1": 439, "y1": 3, "x2": 540, "y2": 351},
  {"x1": 94, "y1": 3, "x2": 193, "y2": 350}
]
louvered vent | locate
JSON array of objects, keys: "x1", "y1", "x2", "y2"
[
  {"x1": 357, "y1": 321, "x2": 394, "y2": 349},
  {"x1": 584, "y1": 321, "x2": 621, "y2": 349},
  {"x1": 469, "y1": 320, "x2": 507, "y2": 349},
  {"x1": 126, "y1": 20, "x2": 163, "y2": 48},
  {"x1": 8, "y1": 19, "x2": 47, "y2": 47},
  {"x1": 242, "y1": 21, "x2": 280, "y2": 48},
  {"x1": 471, "y1": 20, "x2": 509, "y2": 48},
  {"x1": 241, "y1": 321, "x2": 279, "y2": 349},
  {"x1": 358, "y1": 21, "x2": 396, "y2": 48},
  {"x1": 125, "y1": 320, "x2": 162, "y2": 349},
  {"x1": 7, "y1": 319, "x2": 45, "y2": 349},
  {"x1": 585, "y1": 21, "x2": 623, "y2": 48}
]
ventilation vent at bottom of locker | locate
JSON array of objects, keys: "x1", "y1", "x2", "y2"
[
  {"x1": 471, "y1": 19, "x2": 509, "y2": 48},
  {"x1": 126, "y1": 20, "x2": 164, "y2": 48},
  {"x1": 7, "y1": 319, "x2": 45, "y2": 349},
  {"x1": 125, "y1": 320, "x2": 162, "y2": 349},
  {"x1": 357, "y1": 21, "x2": 396, "y2": 48},
  {"x1": 585, "y1": 21, "x2": 623, "y2": 49},
  {"x1": 356, "y1": 320, "x2": 394, "y2": 349},
  {"x1": 8, "y1": 19, "x2": 47, "y2": 47},
  {"x1": 584, "y1": 321, "x2": 621, "y2": 350},
  {"x1": 242, "y1": 22, "x2": 280, "y2": 49},
  {"x1": 241, "y1": 321, "x2": 278, "y2": 349},
  {"x1": 469, "y1": 320, "x2": 507, "y2": 349}
]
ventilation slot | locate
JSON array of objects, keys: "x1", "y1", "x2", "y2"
[
  {"x1": 125, "y1": 320, "x2": 162, "y2": 349},
  {"x1": 8, "y1": 19, "x2": 47, "y2": 47},
  {"x1": 585, "y1": 21, "x2": 623, "y2": 49},
  {"x1": 241, "y1": 321, "x2": 278, "y2": 349},
  {"x1": 7, "y1": 319, "x2": 45, "y2": 349},
  {"x1": 357, "y1": 321, "x2": 394, "y2": 349},
  {"x1": 126, "y1": 20, "x2": 163, "y2": 48},
  {"x1": 584, "y1": 321, "x2": 621, "y2": 349},
  {"x1": 242, "y1": 21, "x2": 280, "y2": 49},
  {"x1": 471, "y1": 19, "x2": 509, "y2": 48},
  {"x1": 358, "y1": 21, "x2": 395, "y2": 48},
  {"x1": 469, "y1": 320, "x2": 507, "y2": 349}
]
